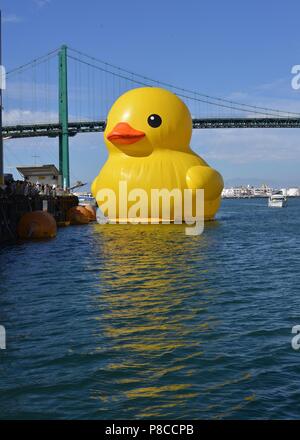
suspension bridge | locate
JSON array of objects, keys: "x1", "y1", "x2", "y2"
[{"x1": 3, "y1": 45, "x2": 300, "y2": 187}]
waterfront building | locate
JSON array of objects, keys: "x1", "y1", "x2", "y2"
[
  {"x1": 16, "y1": 164, "x2": 61, "y2": 187},
  {"x1": 222, "y1": 185, "x2": 300, "y2": 198}
]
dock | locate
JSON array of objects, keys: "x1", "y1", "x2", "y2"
[{"x1": 0, "y1": 193, "x2": 78, "y2": 244}]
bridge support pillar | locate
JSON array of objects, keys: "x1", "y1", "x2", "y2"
[{"x1": 58, "y1": 45, "x2": 70, "y2": 189}]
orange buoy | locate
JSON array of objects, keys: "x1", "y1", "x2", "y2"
[
  {"x1": 82, "y1": 204, "x2": 96, "y2": 221},
  {"x1": 67, "y1": 206, "x2": 90, "y2": 225},
  {"x1": 17, "y1": 211, "x2": 57, "y2": 239}
]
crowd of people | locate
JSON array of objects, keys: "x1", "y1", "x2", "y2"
[{"x1": 0, "y1": 179, "x2": 67, "y2": 198}]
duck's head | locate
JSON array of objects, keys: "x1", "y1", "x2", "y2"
[{"x1": 104, "y1": 87, "x2": 192, "y2": 157}]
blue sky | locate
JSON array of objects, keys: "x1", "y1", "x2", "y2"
[{"x1": 2, "y1": 0, "x2": 300, "y2": 187}]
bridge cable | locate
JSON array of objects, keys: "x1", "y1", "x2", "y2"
[
  {"x1": 67, "y1": 46, "x2": 300, "y2": 118},
  {"x1": 67, "y1": 54, "x2": 294, "y2": 118}
]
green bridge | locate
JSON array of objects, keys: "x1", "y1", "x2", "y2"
[
  {"x1": 3, "y1": 117, "x2": 300, "y2": 140},
  {"x1": 3, "y1": 45, "x2": 300, "y2": 188}
]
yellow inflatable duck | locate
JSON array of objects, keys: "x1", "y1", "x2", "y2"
[{"x1": 92, "y1": 87, "x2": 223, "y2": 222}]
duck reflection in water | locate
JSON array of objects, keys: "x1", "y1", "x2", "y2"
[{"x1": 87, "y1": 222, "x2": 229, "y2": 418}]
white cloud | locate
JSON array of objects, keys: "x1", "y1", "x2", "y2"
[
  {"x1": 33, "y1": 0, "x2": 51, "y2": 8},
  {"x1": 224, "y1": 77, "x2": 300, "y2": 115},
  {"x1": 3, "y1": 130, "x2": 104, "y2": 186},
  {"x1": 5, "y1": 80, "x2": 58, "y2": 103},
  {"x1": 189, "y1": 83, "x2": 300, "y2": 167},
  {"x1": 253, "y1": 78, "x2": 287, "y2": 92},
  {"x1": 2, "y1": 14, "x2": 23, "y2": 23},
  {"x1": 3, "y1": 109, "x2": 58, "y2": 125},
  {"x1": 191, "y1": 128, "x2": 300, "y2": 164}
]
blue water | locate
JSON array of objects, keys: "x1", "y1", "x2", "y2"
[{"x1": 1, "y1": 198, "x2": 300, "y2": 419}]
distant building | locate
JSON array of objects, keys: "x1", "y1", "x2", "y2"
[
  {"x1": 222, "y1": 184, "x2": 300, "y2": 198},
  {"x1": 16, "y1": 164, "x2": 61, "y2": 187},
  {"x1": 287, "y1": 188, "x2": 300, "y2": 197}
]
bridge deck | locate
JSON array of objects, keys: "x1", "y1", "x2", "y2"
[{"x1": 3, "y1": 118, "x2": 300, "y2": 139}]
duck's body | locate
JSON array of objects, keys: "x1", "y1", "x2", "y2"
[
  {"x1": 92, "y1": 87, "x2": 223, "y2": 221},
  {"x1": 92, "y1": 149, "x2": 222, "y2": 220}
]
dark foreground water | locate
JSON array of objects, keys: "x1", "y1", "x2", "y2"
[{"x1": 1, "y1": 198, "x2": 300, "y2": 419}]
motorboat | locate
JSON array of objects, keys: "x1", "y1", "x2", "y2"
[{"x1": 268, "y1": 193, "x2": 288, "y2": 208}]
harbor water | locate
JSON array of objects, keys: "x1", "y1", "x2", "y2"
[{"x1": 1, "y1": 198, "x2": 300, "y2": 419}]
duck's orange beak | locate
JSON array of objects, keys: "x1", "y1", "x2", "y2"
[{"x1": 107, "y1": 122, "x2": 145, "y2": 145}]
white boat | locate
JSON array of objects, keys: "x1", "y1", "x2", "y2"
[
  {"x1": 268, "y1": 193, "x2": 288, "y2": 208},
  {"x1": 77, "y1": 193, "x2": 96, "y2": 207}
]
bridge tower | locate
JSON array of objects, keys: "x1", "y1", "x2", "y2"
[{"x1": 58, "y1": 45, "x2": 70, "y2": 188}]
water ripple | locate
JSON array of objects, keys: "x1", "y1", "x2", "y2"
[{"x1": 0, "y1": 198, "x2": 300, "y2": 419}]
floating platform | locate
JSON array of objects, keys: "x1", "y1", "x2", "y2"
[{"x1": 0, "y1": 194, "x2": 78, "y2": 244}]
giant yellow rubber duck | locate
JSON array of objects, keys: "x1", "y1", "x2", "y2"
[{"x1": 92, "y1": 87, "x2": 223, "y2": 222}]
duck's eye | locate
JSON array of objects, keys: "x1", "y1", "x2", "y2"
[{"x1": 147, "y1": 114, "x2": 162, "y2": 128}]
